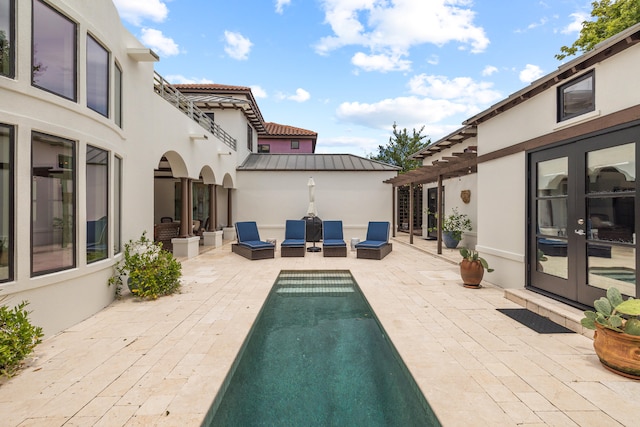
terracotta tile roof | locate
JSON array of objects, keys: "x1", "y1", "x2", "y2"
[
  {"x1": 264, "y1": 122, "x2": 317, "y2": 137},
  {"x1": 173, "y1": 83, "x2": 251, "y2": 92}
]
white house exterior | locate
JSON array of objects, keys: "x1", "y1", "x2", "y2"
[
  {"x1": 394, "y1": 23, "x2": 640, "y2": 310},
  {"x1": 0, "y1": 0, "x2": 400, "y2": 337}
]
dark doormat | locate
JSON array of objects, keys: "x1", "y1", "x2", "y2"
[{"x1": 497, "y1": 308, "x2": 575, "y2": 334}]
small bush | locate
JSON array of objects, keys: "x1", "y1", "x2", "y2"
[
  {"x1": 109, "y1": 232, "x2": 182, "y2": 299},
  {"x1": 0, "y1": 301, "x2": 44, "y2": 377}
]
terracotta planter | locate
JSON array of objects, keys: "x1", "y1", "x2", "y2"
[
  {"x1": 460, "y1": 259, "x2": 484, "y2": 288},
  {"x1": 593, "y1": 322, "x2": 640, "y2": 379}
]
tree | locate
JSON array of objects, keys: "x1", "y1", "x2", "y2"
[
  {"x1": 556, "y1": 0, "x2": 640, "y2": 60},
  {"x1": 369, "y1": 122, "x2": 429, "y2": 173}
]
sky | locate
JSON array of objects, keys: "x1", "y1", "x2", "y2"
[{"x1": 113, "y1": 0, "x2": 593, "y2": 156}]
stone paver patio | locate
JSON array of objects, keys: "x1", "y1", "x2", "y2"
[{"x1": 1, "y1": 234, "x2": 639, "y2": 426}]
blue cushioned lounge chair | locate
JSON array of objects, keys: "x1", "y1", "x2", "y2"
[
  {"x1": 281, "y1": 220, "x2": 306, "y2": 257},
  {"x1": 322, "y1": 220, "x2": 347, "y2": 257},
  {"x1": 356, "y1": 221, "x2": 392, "y2": 260},
  {"x1": 232, "y1": 221, "x2": 275, "y2": 260}
]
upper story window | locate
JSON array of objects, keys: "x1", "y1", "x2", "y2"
[
  {"x1": 291, "y1": 140, "x2": 299, "y2": 149},
  {"x1": 86, "y1": 34, "x2": 109, "y2": 117},
  {"x1": 114, "y1": 63, "x2": 122, "y2": 127},
  {"x1": 558, "y1": 71, "x2": 594, "y2": 122},
  {"x1": 0, "y1": 0, "x2": 15, "y2": 78},
  {"x1": 247, "y1": 124, "x2": 253, "y2": 151},
  {"x1": 32, "y1": 0, "x2": 77, "y2": 101},
  {"x1": 258, "y1": 144, "x2": 270, "y2": 153}
]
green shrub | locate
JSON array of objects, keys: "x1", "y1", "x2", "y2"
[
  {"x1": 109, "y1": 232, "x2": 182, "y2": 299},
  {"x1": 0, "y1": 301, "x2": 44, "y2": 377}
]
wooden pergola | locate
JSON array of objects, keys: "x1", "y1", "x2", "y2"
[{"x1": 385, "y1": 126, "x2": 478, "y2": 254}]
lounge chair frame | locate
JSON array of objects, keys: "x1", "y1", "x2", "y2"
[
  {"x1": 232, "y1": 243, "x2": 275, "y2": 260},
  {"x1": 232, "y1": 221, "x2": 275, "y2": 260},
  {"x1": 356, "y1": 243, "x2": 393, "y2": 260},
  {"x1": 281, "y1": 220, "x2": 306, "y2": 257},
  {"x1": 322, "y1": 220, "x2": 347, "y2": 257},
  {"x1": 356, "y1": 221, "x2": 392, "y2": 260}
]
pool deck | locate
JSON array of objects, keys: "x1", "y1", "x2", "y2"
[{"x1": 2, "y1": 234, "x2": 640, "y2": 426}]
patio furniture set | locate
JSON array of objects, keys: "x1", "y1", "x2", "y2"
[{"x1": 232, "y1": 220, "x2": 393, "y2": 261}]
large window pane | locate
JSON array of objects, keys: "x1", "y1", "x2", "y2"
[
  {"x1": 87, "y1": 35, "x2": 109, "y2": 116},
  {"x1": 0, "y1": 125, "x2": 13, "y2": 282},
  {"x1": 32, "y1": 132, "x2": 75, "y2": 275},
  {"x1": 114, "y1": 63, "x2": 122, "y2": 127},
  {"x1": 0, "y1": 0, "x2": 14, "y2": 78},
  {"x1": 86, "y1": 146, "x2": 108, "y2": 262},
  {"x1": 114, "y1": 156, "x2": 122, "y2": 253},
  {"x1": 32, "y1": 0, "x2": 77, "y2": 100}
]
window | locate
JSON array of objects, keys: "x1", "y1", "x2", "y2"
[
  {"x1": 291, "y1": 140, "x2": 299, "y2": 149},
  {"x1": 0, "y1": 124, "x2": 13, "y2": 282},
  {"x1": 247, "y1": 124, "x2": 253, "y2": 151},
  {"x1": 114, "y1": 156, "x2": 122, "y2": 253},
  {"x1": 32, "y1": 0, "x2": 77, "y2": 100},
  {"x1": 258, "y1": 144, "x2": 270, "y2": 153},
  {"x1": 86, "y1": 34, "x2": 109, "y2": 116},
  {"x1": 0, "y1": 0, "x2": 14, "y2": 78},
  {"x1": 31, "y1": 132, "x2": 75, "y2": 276},
  {"x1": 86, "y1": 146, "x2": 108, "y2": 263},
  {"x1": 114, "y1": 63, "x2": 122, "y2": 127},
  {"x1": 558, "y1": 71, "x2": 594, "y2": 122}
]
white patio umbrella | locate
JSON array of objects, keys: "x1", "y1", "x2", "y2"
[{"x1": 307, "y1": 177, "x2": 317, "y2": 217}]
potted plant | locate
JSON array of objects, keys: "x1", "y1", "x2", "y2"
[
  {"x1": 459, "y1": 248, "x2": 494, "y2": 289},
  {"x1": 441, "y1": 208, "x2": 472, "y2": 249},
  {"x1": 108, "y1": 231, "x2": 182, "y2": 299},
  {"x1": 581, "y1": 287, "x2": 640, "y2": 379}
]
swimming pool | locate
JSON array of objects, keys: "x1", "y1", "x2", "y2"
[{"x1": 202, "y1": 270, "x2": 440, "y2": 426}]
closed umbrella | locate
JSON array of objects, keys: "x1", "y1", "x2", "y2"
[{"x1": 307, "y1": 177, "x2": 317, "y2": 217}]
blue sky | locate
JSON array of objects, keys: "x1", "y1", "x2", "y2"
[{"x1": 113, "y1": 0, "x2": 592, "y2": 156}]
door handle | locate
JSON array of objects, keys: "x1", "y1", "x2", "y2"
[{"x1": 574, "y1": 229, "x2": 586, "y2": 236}]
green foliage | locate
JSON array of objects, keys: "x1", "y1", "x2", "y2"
[
  {"x1": 436, "y1": 207, "x2": 472, "y2": 241},
  {"x1": 369, "y1": 122, "x2": 429, "y2": 173},
  {"x1": 581, "y1": 286, "x2": 640, "y2": 335},
  {"x1": 556, "y1": 0, "x2": 640, "y2": 60},
  {"x1": 459, "y1": 248, "x2": 494, "y2": 272},
  {"x1": 109, "y1": 232, "x2": 182, "y2": 300},
  {"x1": 0, "y1": 301, "x2": 44, "y2": 378}
]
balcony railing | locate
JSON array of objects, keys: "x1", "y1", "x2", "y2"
[{"x1": 153, "y1": 72, "x2": 237, "y2": 150}]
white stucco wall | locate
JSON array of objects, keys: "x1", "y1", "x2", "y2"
[{"x1": 235, "y1": 170, "x2": 396, "y2": 241}]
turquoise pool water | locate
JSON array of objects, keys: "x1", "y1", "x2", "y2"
[{"x1": 202, "y1": 270, "x2": 440, "y2": 426}]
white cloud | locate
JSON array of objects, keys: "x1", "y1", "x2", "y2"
[
  {"x1": 140, "y1": 28, "x2": 180, "y2": 56},
  {"x1": 408, "y1": 74, "x2": 502, "y2": 105},
  {"x1": 561, "y1": 12, "x2": 589, "y2": 34},
  {"x1": 224, "y1": 31, "x2": 253, "y2": 60},
  {"x1": 336, "y1": 96, "x2": 469, "y2": 130},
  {"x1": 166, "y1": 75, "x2": 214, "y2": 84},
  {"x1": 251, "y1": 85, "x2": 268, "y2": 98},
  {"x1": 282, "y1": 88, "x2": 311, "y2": 102},
  {"x1": 427, "y1": 55, "x2": 439, "y2": 65},
  {"x1": 519, "y1": 64, "x2": 544, "y2": 83},
  {"x1": 482, "y1": 65, "x2": 498, "y2": 76},
  {"x1": 315, "y1": 0, "x2": 489, "y2": 72},
  {"x1": 113, "y1": 0, "x2": 169, "y2": 26},
  {"x1": 275, "y1": 0, "x2": 291, "y2": 14},
  {"x1": 351, "y1": 52, "x2": 411, "y2": 72}
]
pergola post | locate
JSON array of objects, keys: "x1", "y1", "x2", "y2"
[
  {"x1": 437, "y1": 174, "x2": 443, "y2": 255},
  {"x1": 409, "y1": 183, "x2": 414, "y2": 244},
  {"x1": 392, "y1": 186, "x2": 396, "y2": 237}
]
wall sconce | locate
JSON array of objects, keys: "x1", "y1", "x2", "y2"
[{"x1": 189, "y1": 134, "x2": 209, "y2": 141}]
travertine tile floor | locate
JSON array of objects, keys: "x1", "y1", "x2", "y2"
[{"x1": 1, "y1": 234, "x2": 639, "y2": 426}]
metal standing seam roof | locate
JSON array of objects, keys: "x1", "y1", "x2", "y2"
[{"x1": 237, "y1": 154, "x2": 401, "y2": 171}]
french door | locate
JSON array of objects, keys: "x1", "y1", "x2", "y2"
[{"x1": 529, "y1": 126, "x2": 639, "y2": 306}]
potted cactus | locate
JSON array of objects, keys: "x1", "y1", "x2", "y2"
[
  {"x1": 459, "y1": 248, "x2": 493, "y2": 289},
  {"x1": 581, "y1": 287, "x2": 640, "y2": 379}
]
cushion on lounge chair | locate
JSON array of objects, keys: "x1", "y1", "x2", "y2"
[
  {"x1": 239, "y1": 240, "x2": 275, "y2": 249},
  {"x1": 322, "y1": 221, "x2": 346, "y2": 247},
  {"x1": 282, "y1": 220, "x2": 306, "y2": 248},
  {"x1": 236, "y1": 221, "x2": 262, "y2": 243},
  {"x1": 356, "y1": 222, "x2": 390, "y2": 249}
]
